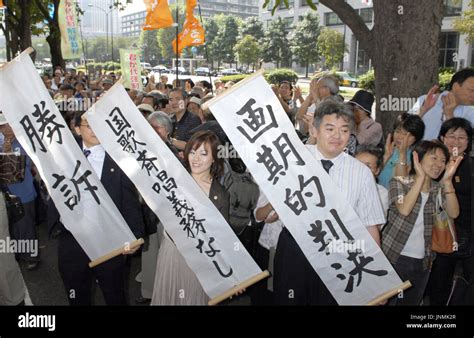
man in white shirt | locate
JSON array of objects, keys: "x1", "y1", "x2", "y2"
[
  {"x1": 410, "y1": 68, "x2": 474, "y2": 140},
  {"x1": 273, "y1": 100, "x2": 386, "y2": 305}
]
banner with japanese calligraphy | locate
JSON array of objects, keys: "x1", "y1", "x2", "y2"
[
  {"x1": 172, "y1": 0, "x2": 205, "y2": 55},
  {"x1": 0, "y1": 51, "x2": 137, "y2": 262},
  {"x1": 143, "y1": 0, "x2": 174, "y2": 30},
  {"x1": 120, "y1": 49, "x2": 143, "y2": 91},
  {"x1": 58, "y1": 0, "x2": 82, "y2": 59},
  {"x1": 85, "y1": 83, "x2": 262, "y2": 299},
  {"x1": 205, "y1": 73, "x2": 403, "y2": 305}
]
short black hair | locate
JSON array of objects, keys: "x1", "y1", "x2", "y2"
[
  {"x1": 199, "y1": 80, "x2": 212, "y2": 91},
  {"x1": 73, "y1": 111, "x2": 86, "y2": 127},
  {"x1": 279, "y1": 81, "x2": 293, "y2": 91},
  {"x1": 313, "y1": 100, "x2": 355, "y2": 132},
  {"x1": 438, "y1": 117, "x2": 473, "y2": 153},
  {"x1": 169, "y1": 87, "x2": 187, "y2": 99},
  {"x1": 355, "y1": 145, "x2": 384, "y2": 169},
  {"x1": 409, "y1": 140, "x2": 450, "y2": 176},
  {"x1": 448, "y1": 68, "x2": 474, "y2": 91},
  {"x1": 393, "y1": 113, "x2": 425, "y2": 145}
]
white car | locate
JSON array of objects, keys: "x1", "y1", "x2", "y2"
[
  {"x1": 152, "y1": 65, "x2": 169, "y2": 74},
  {"x1": 221, "y1": 68, "x2": 239, "y2": 76}
]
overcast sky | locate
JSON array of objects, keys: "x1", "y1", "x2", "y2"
[{"x1": 120, "y1": 0, "x2": 146, "y2": 16}]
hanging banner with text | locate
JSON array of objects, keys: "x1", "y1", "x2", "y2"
[
  {"x1": 120, "y1": 49, "x2": 143, "y2": 91},
  {"x1": 205, "y1": 73, "x2": 404, "y2": 305},
  {"x1": 0, "y1": 51, "x2": 137, "y2": 263},
  {"x1": 58, "y1": 0, "x2": 82, "y2": 59},
  {"x1": 86, "y1": 83, "x2": 263, "y2": 299}
]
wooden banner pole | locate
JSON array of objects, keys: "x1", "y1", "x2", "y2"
[
  {"x1": 89, "y1": 238, "x2": 144, "y2": 268},
  {"x1": 366, "y1": 280, "x2": 412, "y2": 306},
  {"x1": 208, "y1": 270, "x2": 270, "y2": 306}
]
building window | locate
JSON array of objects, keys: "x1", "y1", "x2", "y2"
[
  {"x1": 439, "y1": 32, "x2": 459, "y2": 68},
  {"x1": 356, "y1": 44, "x2": 371, "y2": 74},
  {"x1": 325, "y1": 12, "x2": 343, "y2": 26},
  {"x1": 279, "y1": 0, "x2": 294, "y2": 10},
  {"x1": 283, "y1": 17, "x2": 294, "y2": 30},
  {"x1": 359, "y1": 8, "x2": 373, "y2": 23},
  {"x1": 444, "y1": 0, "x2": 462, "y2": 16}
]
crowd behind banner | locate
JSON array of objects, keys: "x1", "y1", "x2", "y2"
[{"x1": 0, "y1": 57, "x2": 473, "y2": 306}]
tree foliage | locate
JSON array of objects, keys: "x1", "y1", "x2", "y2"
[
  {"x1": 291, "y1": 12, "x2": 321, "y2": 77},
  {"x1": 453, "y1": 0, "x2": 474, "y2": 43},
  {"x1": 317, "y1": 27, "x2": 346, "y2": 70},
  {"x1": 234, "y1": 35, "x2": 261, "y2": 68},
  {"x1": 261, "y1": 17, "x2": 292, "y2": 68}
]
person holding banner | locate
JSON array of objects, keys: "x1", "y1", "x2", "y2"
[
  {"x1": 382, "y1": 140, "x2": 461, "y2": 306},
  {"x1": 151, "y1": 131, "x2": 230, "y2": 305},
  {"x1": 48, "y1": 112, "x2": 145, "y2": 306},
  {"x1": 274, "y1": 100, "x2": 386, "y2": 305}
]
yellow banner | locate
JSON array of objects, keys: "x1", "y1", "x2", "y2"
[
  {"x1": 58, "y1": 0, "x2": 82, "y2": 59},
  {"x1": 143, "y1": 0, "x2": 174, "y2": 30},
  {"x1": 172, "y1": 0, "x2": 205, "y2": 55}
]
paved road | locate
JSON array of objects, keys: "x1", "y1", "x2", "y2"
[{"x1": 21, "y1": 222, "x2": 144, "y2": 306}]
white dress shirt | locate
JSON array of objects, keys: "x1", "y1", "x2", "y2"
[{"x1": 306, "y1": 145, "x2": 386, "y2": 227}]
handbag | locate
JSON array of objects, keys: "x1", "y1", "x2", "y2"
[
  {"x1": 431, "y1": 188, "x2": 457, "y2": 254},
  {"x1": 0, "y1": 153, "x2": 26, "y2": 185},
  {"x1": 3, "y1": 191, "x2": 25, "y2": 225}
]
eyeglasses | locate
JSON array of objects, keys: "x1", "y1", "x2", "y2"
[{"x1": 445, "y1": 134, "x2": 469, "y2": 142}]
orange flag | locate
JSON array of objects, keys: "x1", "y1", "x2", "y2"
[
  {"x1": 0, "y1": 0, "x2": 5, "y2": 8},
  {"x1": 143, "y1": 0, "x2": 174, "y2": 30},
  {"x1": 172, "y1": 0, "x2": 205, "y2": 55}
]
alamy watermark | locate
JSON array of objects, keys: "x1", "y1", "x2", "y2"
[
  {"x1": 379, "y1": 95, "x2": 418, "y2": 112},
  {"x1": 0, "y1": 237, "x2": 38, "y2": 257}
]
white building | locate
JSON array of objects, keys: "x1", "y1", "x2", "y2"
[
  {"x1": 259, "y1": 0, "x2": 474, "y2": 74},
  {"x1": 79, "y1": 0, "x2": 120, "y2": 37},
  {"x1": 121, "y1": 0, "x2": 259, "y2": 37}
]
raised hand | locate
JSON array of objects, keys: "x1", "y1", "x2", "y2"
[
  {"x1": 383, "y1": 133, "x2": 394, "y2": 164},
  {"x1": 420, "y1": 85, "x2": 439, "y2": 115},
  {"x1": 442, "y1": 155, "x2": 463, "y2": 183},
  {"x1": 413, "y1": 151, "x2": 425, "y2": 181},
  {"x1": 441, "y1": 91, "x2": 458, "y2": 120}
]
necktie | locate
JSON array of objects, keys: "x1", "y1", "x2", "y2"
[
  {"x1": 321, "y1": 159, "x2": 333, "y2": 174},
  {"x1": 83, "y1": 149, "x2": 91, "y2": 158}
]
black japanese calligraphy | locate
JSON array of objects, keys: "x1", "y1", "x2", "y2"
[
  {"x1": 331, "y1": 252, "x2": 388, "y2": 293},
  {"x1": 236, "y1": 98, "x2": 278, "y2": 143},
  {"x1": 31, "y1": 101, "x2": 65, "y2": 145},
  {"x1": 51, "y1": 160, "x2": 100, "y2": 210},
  {"x1": 285, "y1": 175, "x2": 326, "y2": 215}
]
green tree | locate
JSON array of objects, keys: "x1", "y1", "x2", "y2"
[
  {"x1": 261, "y1": 17, "x2": 292, "y2": 68},
  {"x1": 212, "y1": 15, "x2": 241, "y2": 68},
  {"x1": 291, "y1": 12, "x2": 321, "y2": 77},
  {"x1": 263, "y1": 0, "x2": 446, "y2": 135},
  {"x1": 139, "y1": 29, "x2": 161, "y2": 65},
  {"x1": 453, "y1": 0, "x2": 474, "y2": 43},
  {"x1": 199, "y1": 17, "x2": 219, "y2": 69},
  {"x1": 233, "y1": 35, "x2": 261, "y2": 70},
  {"x1": 239, "y1": 16, "x2": 265, "y2": 42},
  {"x1": 317, "y1": 27, "x2": 346, "y2": 70}
]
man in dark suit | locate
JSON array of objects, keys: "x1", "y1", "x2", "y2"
[{"x1": 48, "y1": 112, "x2": 145, "y2": 306}]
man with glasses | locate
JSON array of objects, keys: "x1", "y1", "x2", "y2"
[{"x1": 411, "y1": 68, "x2": 474, "y2": 140}]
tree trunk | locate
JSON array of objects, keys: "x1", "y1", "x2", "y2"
[
  {"x1": 319, "y1": 0, "x2": 444, "y2": 135},
  {"x1": 46, "y1": 24, "x2": 65, "y2": 70},
  {"x1": 305, "y1": 62, "x2": 309, "y2": 78}
]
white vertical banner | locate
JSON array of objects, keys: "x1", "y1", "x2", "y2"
[
  {"x1": 0, "y1": 50, "x2": 137, "y2": 263},
  {"x1": 205, "y1": 72, "x2": 404, "y2": 305},
  {"x1": 86, "y1": 83, "x2": 263, "y2": 299}
]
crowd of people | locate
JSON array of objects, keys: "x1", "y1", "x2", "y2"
[{"x1": 0, "y1": 65, "x2": 473, "y2": 306}]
